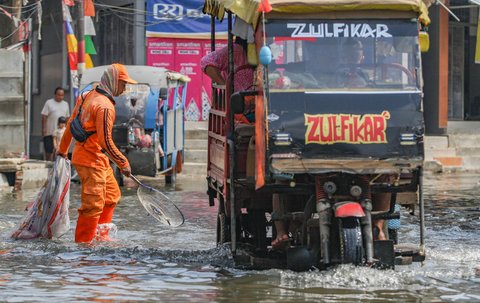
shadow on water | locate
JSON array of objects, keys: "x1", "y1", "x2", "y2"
[{"x1": 0, "y1": 172, "x2": 479, "y2": 302}]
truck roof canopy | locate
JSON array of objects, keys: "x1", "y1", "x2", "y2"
[{"x1": 203, "y1": 0, "x2": 432, "y2": 26}]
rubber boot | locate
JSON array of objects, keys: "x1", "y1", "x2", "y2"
[
  {"x1": 75, "y1": 215, "x2": 99, "y2": 243},
  {"x1": 99, "y1": 205, "x2": 115, "y2": 224},
  {"x1": 97, "y1": 205, "x2": 116, "y2": 241}
]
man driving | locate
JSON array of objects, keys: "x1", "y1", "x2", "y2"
[{"x1": 337, "y1": 39, "x2": 370, "y2": 88}]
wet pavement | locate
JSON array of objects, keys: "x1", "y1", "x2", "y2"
[{"x1": 0, "y1": 172, "x2": 479, "y2": 302}]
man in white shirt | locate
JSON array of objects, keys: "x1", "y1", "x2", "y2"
[{"x1": 41, "y1": 87, "x2": 70, "y2": 161}]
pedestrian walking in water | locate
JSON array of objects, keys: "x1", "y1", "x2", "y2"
[
  {"x1": 57, "y1": 64, "x2": 136, "y2": 243},
  {"x1": 41, "y1": 87, "x2": 70, "y2": 161}
]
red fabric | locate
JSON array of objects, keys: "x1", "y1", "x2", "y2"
[
  {"x1": 64, "y1": 0, "x2": 74, "y2": 6},
  {"x1": 255, "y1": 94, "x2": 265, "y2": 190},
  {"x1": 68, "y1": 52, "x2": 77, "y2": 70},
  {"x1": 84, "y1": 0, "x2": 95, "y2": 16}
]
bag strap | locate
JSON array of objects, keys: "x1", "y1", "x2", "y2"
[
  {"x1": 76, "y1": 89, "x2": 94, "y2": 118},
  {"x1": 95, "y1": 86, "x2": 115, "y2": 104}
]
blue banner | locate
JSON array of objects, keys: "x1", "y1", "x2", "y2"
[{"x1": 146, "y1": 0, "x2": 228, "y2": 37}]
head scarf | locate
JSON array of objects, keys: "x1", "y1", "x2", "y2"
[{"x1": 99, "y1": 64, "x2": 121, "y2": 97}]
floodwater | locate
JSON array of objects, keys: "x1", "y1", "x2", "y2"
[{"x1": 0, "y1": 172, "x2": 479, "y2": 302}]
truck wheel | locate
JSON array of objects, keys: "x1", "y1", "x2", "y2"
[
  {"x1": 341, "y1": 218, "x2": 363, "y2": 264},
  {"x1": 217, "y1": 213, "x2": 230, "y2": 245}
]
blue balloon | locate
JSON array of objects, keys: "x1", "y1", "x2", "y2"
[{"x1": 259, "y1": 46, "x2": 272, "y2": 65}]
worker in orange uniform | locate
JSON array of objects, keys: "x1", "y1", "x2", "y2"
[{"x1": 57, "y1": 64, "x2": 136, "y2": 243}]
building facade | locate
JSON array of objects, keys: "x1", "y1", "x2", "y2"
[{"x1": 1, "y1": 1, "x2": 478, "y2": 158}]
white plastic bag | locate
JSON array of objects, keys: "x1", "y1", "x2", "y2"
[{"x1": 11, "y1": 157, "x2": 71, "y2": 239}]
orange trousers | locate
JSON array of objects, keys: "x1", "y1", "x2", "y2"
[{"x1": 74, "y1": 165, "x2": 121, "y2": 243}]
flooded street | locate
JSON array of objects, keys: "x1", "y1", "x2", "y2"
[{"x1": 0, "y1": 172, "x2": 479, "y2": 302}]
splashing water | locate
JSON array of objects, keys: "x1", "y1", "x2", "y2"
[{"x1": 0, "y1": 173, "x2": 480, "y2": 302}]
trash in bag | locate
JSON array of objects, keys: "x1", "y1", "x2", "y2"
[{"x1": 11, "y1": 156, "x2": 71, "y2": 239}]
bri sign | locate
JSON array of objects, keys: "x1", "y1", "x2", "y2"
[
  {"x1": 304, "y1": 111, "x2": 391, "y2": 144},
  {"x1": 146, "y1": 0, "x2": 228, "y2": 37}
]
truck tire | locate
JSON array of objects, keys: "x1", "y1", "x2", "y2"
[
  {"x1": 217, "y1": 213, "x2": 230, "y2": 245},
  {"x1": 341, "y1": 218, "x2": 363, "y2": 265}
]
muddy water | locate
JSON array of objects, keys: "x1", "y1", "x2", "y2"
[{"x1": 0, "y1": 172, "x2": 479, "y2": 302}]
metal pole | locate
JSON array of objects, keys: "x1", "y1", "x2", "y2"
[
  {"x1": 25, "y1": 18, "x2": 32, "y2": 159},
  {"x1": 227, "y1": 13, "x2": 234, "y2": 100},
  {"x1": 211, "y1": 15, "x2": 215, "y2": 52},
  {"x1": 77, "y1": 0, "x2": 85, "y2": 87},
  {"x1": 227, "y1": 12, "x2": 236, "y2": 253},
  {"x1": 61, "y1": 0, "x2": 69, "y2": 97},
  {"x1": 134, "y1": 0, "x2": 145, "y2": 65},
  {"x1": 419, "y1": 167, "x2": 425, "y2": 254}
]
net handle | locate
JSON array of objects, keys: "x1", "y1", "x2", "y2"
[
  {"x1": 101, "y1": 150, "x2": 151, "y2": 189},
  {"x1": 129, "y1": 174, "x2": 143, "y2": 186}
]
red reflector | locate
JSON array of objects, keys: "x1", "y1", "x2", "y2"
[{"x1": 335, "y1": 202, "x2": 365, "y2": 218}]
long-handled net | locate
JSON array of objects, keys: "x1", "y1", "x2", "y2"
[
  {"x1": 103, "y1": 151, "x2": 184, "y2": 227},
  {"x1": 130, "y1": 175, "x2": 184, "y2": 227}
]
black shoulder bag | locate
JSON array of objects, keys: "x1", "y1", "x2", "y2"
[{"x1": 70, "y1": 91, "x2": 96, "y2": 142}]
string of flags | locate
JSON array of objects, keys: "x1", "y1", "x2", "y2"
[{"x1": 62, "y1": 0, "x2": 97, "y2": 97}]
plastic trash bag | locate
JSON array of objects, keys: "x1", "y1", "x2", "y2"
[{"x1": 11, "y1": 157, "x2": 71, "y2": 239}]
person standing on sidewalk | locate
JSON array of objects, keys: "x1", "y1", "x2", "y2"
[
  {"x1": 57, "y1": 64, "x2": 135, "y2": 244},
  {"x1": 41, "y1": 87, "x2": 70, "y2": 161}
]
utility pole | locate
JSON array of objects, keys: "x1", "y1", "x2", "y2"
[
  {"x1": 12, "y1": 0, "x2": 22, "y2": 44},
  {"x1": 77, "y1": 0, "x2": 85, "y2": 87}
]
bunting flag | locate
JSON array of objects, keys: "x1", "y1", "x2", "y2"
[
  {"x1": 84, "y1": 16, "x2": 96, "y2": 69},
  {"x1": 85, "y1": 53, "x2": 94, "y2": 69},
  {"x1": 65, "y1": 20, "x2": 79, "y2": 96},
  {"x1": 65, "y1": 21, "x2": 77, "y2": 71},
  {"x1": 62, "y1": 1, "x2": 96, "y2": 96},
  {"x1": 85, "y1": 35, "x2": 96, "y2": 55},
  {"x1": 84, "y1": 16, "x2": 96, "y2": 36},
  {"x1": 85, "y1": 0, "x2": 95, "y2": 17}
]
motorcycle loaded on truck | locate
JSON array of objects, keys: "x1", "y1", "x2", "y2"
[{"x1": 203, "y1": 0, "x2": 432, "y2": 271}]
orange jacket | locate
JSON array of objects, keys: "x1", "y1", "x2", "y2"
[{"x1": 58, "y1": 87, "x2": 129, "y2": 170}]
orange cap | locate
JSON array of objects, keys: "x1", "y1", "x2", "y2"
[{"x1": 112, "y1": 63, "x2": 137, "y2": 84}]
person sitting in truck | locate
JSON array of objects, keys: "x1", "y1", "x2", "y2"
[
  {"x1": 336, "y1": 39, "x2": 371, "y2": 88},
  {"x1": 201, "y1": 37, "x2": 255, "y2": 93},
  {"x1": 201, "y1": 37, "x2": 256, "y2": 125}
]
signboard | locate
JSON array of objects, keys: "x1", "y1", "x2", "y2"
[
  {"x1": 268, "y1": 91, "x2": 424, "y2": 159},
  {"x1": 146, "y1": 0, "x2": 229, "y2": 121},
  {"x1": 146, "y1": 0, "x2": 228, "y2": 38},
  {"x1": 147, "y1": 38, "x2": 227, "y2": 121},
  {"x1": 267, "y1": 19, "x2": 418, "y2": 39}
]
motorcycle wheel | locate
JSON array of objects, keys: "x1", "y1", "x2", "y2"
[{"x1": 340, "y1": 218, "x2": 364, "y2": 265}]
